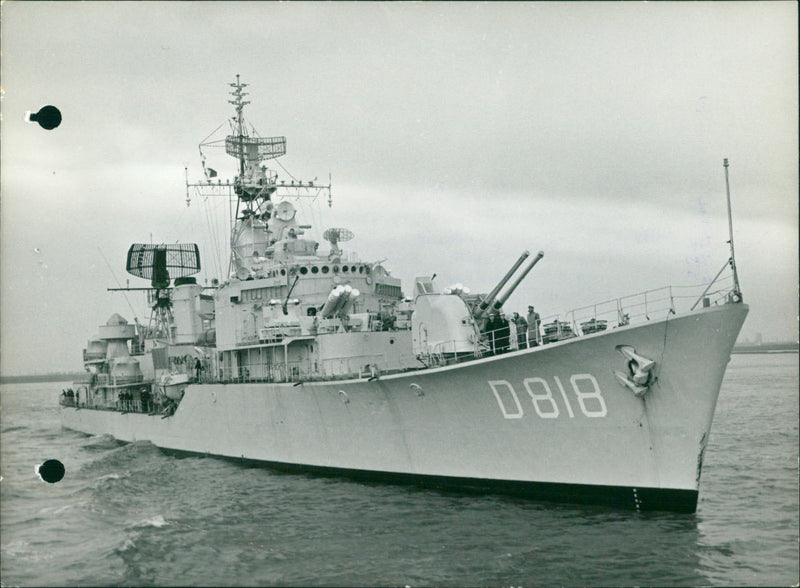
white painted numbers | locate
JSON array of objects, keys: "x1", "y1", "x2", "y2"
[
  {"x1": 490, "y1": 374, "x2": 607, "y2": 420},
  {"x1": 570, "y1": 374, "x2": 608, "y2": 417},
  {"x1": 522, "y1": 378, "x2": 560, "y2": 418}
]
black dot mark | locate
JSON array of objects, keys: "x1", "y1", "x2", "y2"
[
  {"x1": 37, "y1": 459, "x2": 65, "y2": 483},
  {"x1": 28, "y1": 105, "x2": 62, "y2": 130}
]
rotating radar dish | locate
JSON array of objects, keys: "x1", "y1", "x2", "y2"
[
  {"x1": 323, "y1": 228, "x2": 354, "y2": 257},
  {"x1": 323, "y1": 228, "x2": 354, "y2": 245},
  {"x1": 225, "y1": 135, "x2": 286, "y2": 162}
]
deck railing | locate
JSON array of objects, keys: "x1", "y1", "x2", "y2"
[
  {"x1": 94, "y1": 373, "x2": 145, "y2": 387},
  {"x1": 418, "y1": 268, "x2": 739, "y2": 364},
  {"x1": 216, "y1": 350, "x2": 419, "y2": 384},
  {"x1": 552, "y1": 272, "x2": 737, "y2": 338}
]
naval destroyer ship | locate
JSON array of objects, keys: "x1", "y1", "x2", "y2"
[{"x1": 61, "y1": 77, "x2": 748, "y2": 512}]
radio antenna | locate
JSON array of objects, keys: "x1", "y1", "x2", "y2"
[{"x1": 98, "y1": 247, "x2": 139, "y2": 320}]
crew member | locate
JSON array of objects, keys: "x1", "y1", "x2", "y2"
[
  {"x1": 527, "y1": 305, "x2": 541, "y2": 347},
  {"x1": 485, "y1": 313, "x2": 499, "y2": 354},
  {"x1": 513, "y1": 312, "x2": 528, "y2": 349},
  {"x1": 496, "y1": 313, "x2": 511, "y2": 353}
]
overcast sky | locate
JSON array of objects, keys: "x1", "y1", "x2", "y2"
[{"x1": 2, "y1": 2, "x2": 797, "y2": 375}]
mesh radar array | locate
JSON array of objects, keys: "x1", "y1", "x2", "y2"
[
  {"x1": 224, "y1": 136, "x2": 286, "y2": 162},
  {"x1": 125, "y1": 243, "x2": 201, "y2": 342},
  {"x1": 126, "y1": 244, "x2": 201, "y2": 289}
]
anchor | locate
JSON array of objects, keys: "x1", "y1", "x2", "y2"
[{"x1": 614, "y1": 345, "x2": 656, "y2": 397}]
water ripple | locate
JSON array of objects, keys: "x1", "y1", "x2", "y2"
[{"x1": 2, "y1": 355, "x2": 798, "y2": 586}]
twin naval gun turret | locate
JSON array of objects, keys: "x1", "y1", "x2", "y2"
[{"x1": 411, "y1": 250, "x2": 544, "y2": 359}]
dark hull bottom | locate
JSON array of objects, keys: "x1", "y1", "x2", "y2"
[{"x1": 163, "y1": 448, "x2": 698, "y2": 513}]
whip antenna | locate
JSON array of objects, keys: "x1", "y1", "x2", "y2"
[{"x1": 98, "y1": 247, "x2": 139, "y2": 320}]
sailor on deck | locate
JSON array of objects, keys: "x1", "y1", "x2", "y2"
[
  {"x1": 527, "y1": 305, "x2": 541, "y2": 347},
  {"x1": 513, "y1": 312, "x2": 528, "y2": 349}
]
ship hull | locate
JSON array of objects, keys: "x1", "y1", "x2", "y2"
[{"x1": 62, "y1": 303, "x2": 747, "y2": 512}]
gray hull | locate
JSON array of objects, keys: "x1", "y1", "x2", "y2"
[{"x1": 62, "y1": 303, "x2": 748, "y2": 512}]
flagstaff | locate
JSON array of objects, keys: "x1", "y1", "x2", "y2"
[{"x1": 724, "y1": 158, "x2": 742, "y2": 301}]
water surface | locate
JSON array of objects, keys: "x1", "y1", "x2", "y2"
[{"x1": 2, "y1": 353, "x2": 797, "y2": 586}]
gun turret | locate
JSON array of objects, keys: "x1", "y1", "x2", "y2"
[{"x1": 473, "y1": 251, "x2": 530, "y2": 319}]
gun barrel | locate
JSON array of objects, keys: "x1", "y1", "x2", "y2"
[
  {"x1": 492, "y1": 251, "x2": 544, "y2": 310},
  {"x1": 474, "y1": 250, "x2": 530, "y2": 317}
]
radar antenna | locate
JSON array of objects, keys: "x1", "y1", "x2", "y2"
[
  {"x1": 226, "y1": 75, "x2": 286, "y2": 203},
  {"x1": 323, "y1": 227, "x2": 354, "y2": 257},
  {"x1": 126, "y1": 243, "x2": 201, "y2": 343}
]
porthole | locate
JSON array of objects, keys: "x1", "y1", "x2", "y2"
[
  {"x1": 333, "y1": 265, "x2": 339, "y2": 273},
  {"x1": 311, "y1": 266, "x2": 319, "y2": 274},
  {"x1": 300, "y1": 266, "x2": 308, "y2": 275},
  {"x1": 365, "y1": 266, "x2": 371, "y2": 274},
  {"x1": 342, "y1": 265, "x2": 349, "y2": 273},
  {"x1": 321, "y1": 266, "x2": 329, "y2": 274},
  {"x1": 358, "y1": 266, "x2": 364, "y2": 274},
  {"x1": 351, "y1": 265, "x2": 357, "y2": 273},
  {"x1": 280, "y1": 269, "x2": 286, "y2": 276}
]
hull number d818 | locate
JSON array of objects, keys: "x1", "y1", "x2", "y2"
[{"x1": 489, "y1": 374, "x2": 607, "y2": 420}]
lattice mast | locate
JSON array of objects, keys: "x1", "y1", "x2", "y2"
[
  {"x1": 225, "y1": 75, "x2": 286, "y2": 208},
  {"x1": 185, "y1": 76, "x2": 333, "y2": 281},
  {"x1": 229, "y1": 76, "x2": 249, "y2": 180}
]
